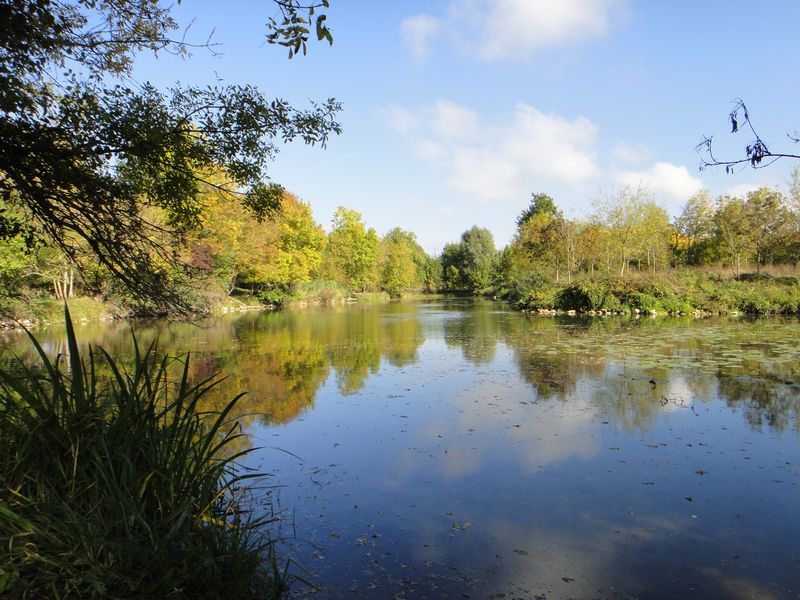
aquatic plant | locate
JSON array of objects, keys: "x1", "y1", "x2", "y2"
[{"x1": 0, "y1": 307, "x2": 285, "y2": 598}]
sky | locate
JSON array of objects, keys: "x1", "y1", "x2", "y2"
[{"x1": 133, "y1": 1, "x2": 800, "y2": 254}]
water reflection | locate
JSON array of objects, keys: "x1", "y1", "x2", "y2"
[{"x1": 2, "y1": 300, "x2": 800, "y2": 598}]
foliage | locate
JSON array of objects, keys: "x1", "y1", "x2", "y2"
[
  {"x1": 266, "y1": 0, "x2": 334, "y2": 59},
  {"x1": 440, "y1": 226, "x2": 497, "y2": 292},
  {"x1": 379, "y1": 228, "x2": 421, "y2": 297},
  {"x1": 507, "y1": 270, "x2": 800, "y2": 316},
  {"x1": 190, "y1": 178, "x2": 326, "y2": 302},
  {"x1": 516, "y1": 192, "x2": 558, "y2": 227},
  {"x1": 0, "y1": 307, "x2": 283, "y2": 598},
  {"x1": 591, "y1": 186, "x2": 671, "y2": 277},
  {"x1": 323, "y1": 207, "x2": 379, "y2": 292},
  {"x1": 0, "y1": 0, "x2": 341, "y2": 313}
]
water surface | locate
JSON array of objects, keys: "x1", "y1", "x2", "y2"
[{"x1": 3, "y1": 300, "x2": 799, "y2": 599}]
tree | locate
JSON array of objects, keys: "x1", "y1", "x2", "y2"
[
  {"x1": 592, "y1": 186, "x2": 663, "y2": 277},
  {"x1": 674, "y1": 190, "x2": 715, "y2": 266},
  {"x1": 574, "y1": 221, "x2": 606, "y2": 277},
  {"x1": 516, "y1": 193, "x2": 558, "y2": 227},
  {"x1": 440, "y1": 243, "x2": 465, "y2": 291},
  {"x1": 512, "y1": 196, "x2": 579, "y2": 284},
  {"x1": 743, "y1": 187, "x2": 791, "y2": 271},
  {"x1": 714, "y1": 196, "x2": 753, "y2": 276},
  {"x1": 787, "y1": 167, "x2": 800, "y2": 267},
  {"x1": 379, "y1": 228, "x2": 418, "y2": 297},
  {"x1": 189, "y1": 178, "x2": 325, "y2": 300},
  {"x1": 458, "y1": 226, "x2": 497, "y2": 291},
  {"x1": 324, "y1": 207, "x2": 379, "y2": 292},
  {"x1": 0, "y1": 0, "x2": 341, "y2": 313}
]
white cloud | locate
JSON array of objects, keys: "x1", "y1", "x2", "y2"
[
  {"x1": 617, "y1": 162, "x2": 703, "y2": 204},
  {"x1": 476, "y1": 0, "x2": 624, "y2": 60},
  {"x1": 725, "y1": 183, "x2": 761, "y2": 198},
  {"x1": 382, "y1": 104, "x2": 418, "y2": 135},
  {"x1": 407, "y1": 0, "x2": 625, "y2": 62},
  {"x1": 430, "y1": 100, "x2": 479, "y2": 141},
  {"x1": 611, "y1": 142, "x2": 649, "y2": 165},
  {"x1": 401, "y1": 14, "x2": 439, "y2": 61},
  {"x1": 383, "y1": 100, "x2": 601, "y2": 203},
  {"x1": 414, "y1": 139, "x2": 446, "y2": 161}
]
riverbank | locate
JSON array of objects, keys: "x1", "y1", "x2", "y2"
[
  {"x1": 4, "y1": 271, "x2": 799, "y2": 329},
  {"x1": 500, "y1": 271, "x2": 800, "y2": 316}
]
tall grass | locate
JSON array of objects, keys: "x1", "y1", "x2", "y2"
[{"x1": 0, "y1": 307, "x2": 286, "y2": 598}]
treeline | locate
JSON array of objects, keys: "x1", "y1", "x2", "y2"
[
  {"x1": 439, "y1": 181, "x2": 800, "y2": 296},
  {"x1": 3, "y1": 167, "x2": 800, "y2": 318},
  {"x1": 439, "y1": 179, "x2": 800, "y2": 314},
  {"x1": 0, "y1": 175, "x2": 442, "y2": 316}
]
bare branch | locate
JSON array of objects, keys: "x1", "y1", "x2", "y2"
[{"x1": 698, "y1": 99, "x2": 800, "y2": 173}]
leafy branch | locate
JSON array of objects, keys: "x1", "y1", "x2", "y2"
[{"x1": 266, "y1": 0, "x2": 333, "y2": 59}]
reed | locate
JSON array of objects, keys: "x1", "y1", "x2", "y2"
[{"x1": 0, "y1": 306, "x2": 285, "y2": 598}]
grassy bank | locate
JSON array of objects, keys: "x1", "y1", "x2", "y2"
[
  {"x1": 0, "y1": 309, "x2": 285, "y2": 598},
  {"x1": 502, "y1": 270, "x2": 800, "y2": 316}
]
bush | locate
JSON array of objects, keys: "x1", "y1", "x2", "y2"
[
  {"x1": 0, "y1": 307, "x2": 285, "y2": 599},
  {"x1": 257, "y1": 286, "x2": 294, "y2": 306},
  {"x1": 507, "y1": 272, "x2": 557, "y2": 310},
  {"x1": 556, "y1": 282, "x2": 622, "y2": 312}
]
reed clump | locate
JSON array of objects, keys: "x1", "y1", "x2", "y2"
[{"x1": 0, "y1": 307, "x2": 286, "y2": 599}]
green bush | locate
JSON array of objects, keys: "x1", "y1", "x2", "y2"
[
  {"x1": 257, "y1": 286, "x2": 294, "y2": 306},
  {"x1": 0, "y1": 307, "x2": 285, "y2": 599},
  {"x1": 556, "y1": 282, "x2": 622, "y2": 311},
  {"x1": 507, "y1": 273, "x2": 558, "y2": 309},
  {"x1": 627, "y1": 292, "x2": 661, "y2": 312}
]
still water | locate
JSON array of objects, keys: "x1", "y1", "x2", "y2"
[{"x1": 3, "y1": 299, "x2": 800, "y2": 599}]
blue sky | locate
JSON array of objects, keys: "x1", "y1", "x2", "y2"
[{"x1": 134, "y1": 1, "x2": 800, "y2": 254}]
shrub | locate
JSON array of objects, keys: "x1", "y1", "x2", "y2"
[{"x1": 556, "y1": 282, "x2": 622, "y2": 312}]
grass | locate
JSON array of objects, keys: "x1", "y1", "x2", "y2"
[
  {"x1": 505, "y1": 269, "x2": 800, "y2": 315},
  {"x1": 0, "y1": 306, "x2": 286, "y2": 599}
]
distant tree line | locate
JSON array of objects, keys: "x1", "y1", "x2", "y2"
[
  {"x1": 441, "y1": 169, "x2": 800, "y2": 294},
  {"x1": 3, "y1": 164, "x2": 800, "y2": 315}
]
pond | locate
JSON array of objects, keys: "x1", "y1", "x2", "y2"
[{"x1": 3, "y1": 299, "x2": 800, "y2": 599}]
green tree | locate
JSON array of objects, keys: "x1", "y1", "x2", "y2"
[
  {"x1": 324, "y1": 207, "x2": 379, "y2": 292},
  {"x1": 419, "y1": 254, "x2": 443, "y2": 293},
  {"x1": 714, "y1": 196, "x2": 753, "y2": 276},
  {"x1": 574, "y1": 221, "x2": 606, "y2": 277},
  {"x1": 379, "y1": 228, "x2": 419, "y2": 297},
  {"x1": 516, "y1": 193, "x2": 558, "y2": 227},
  {"x1": 592, "y1": 186, "x2": 666, "y2": 277},
  {"x1": 440, "y1": 243, "x2": 465, "y2": 291},
  {"x1": 637, "y1": 202, "x2": 672, "y2": 273},
  {"x1": 674, "y1": 190, "x2": 716, "y2": 265},
  {"x1": 513, "y1": 200, "x2": 578, "y2": 283},
  {"x1": 787, "y1": 167, "x2": 800, "y2": 267},
  {"x1": 459, "y1": 226, "x2": 497, "y2": 291},
  {"x1": 743, "y1": 187, "x2": 791, "y2": 271},
  {"x1": 0, "y1": 0, "x2": 341, "y2": 312},
  {"x1": 0, "y1": 235, "x2": 36, "y2": 306}
]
